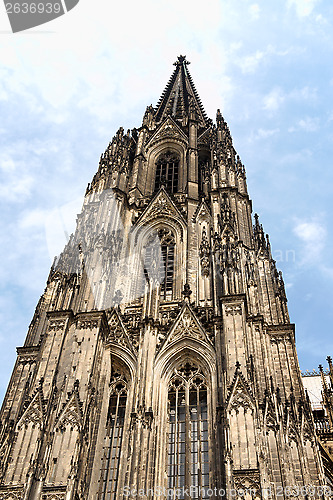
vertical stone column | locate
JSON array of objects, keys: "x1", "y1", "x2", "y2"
[{"x1": 187, "y1": 107, "x2": 198, "y2": 201}]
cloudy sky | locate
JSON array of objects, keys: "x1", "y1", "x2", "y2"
[{"x1": 0, "y1": 0, "x2": 333, "y2": 401}]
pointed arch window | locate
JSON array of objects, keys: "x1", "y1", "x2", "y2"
[
  {"x1": 154, "y1": 151, "x2": 180, "y2": 194},
  {"x1": 159, "y1": 229, "x2": 175, "y2": 301},
  {"x1": 99, "y1": 370, "x2": 128, "y2": 500},
  {"x1": 142, "y1": 228, "x2": 176, "y2": 301},
  {"x1": 167, "y1": 363, "x2": 210, "y2": 499}
]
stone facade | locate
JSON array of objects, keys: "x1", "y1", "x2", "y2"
[
  {"x1": 302, "y1": 359, "x2": 333, "y2": 486},
  {"x1": 0, "y1": 55, "x2": 329, "y2": 499}
]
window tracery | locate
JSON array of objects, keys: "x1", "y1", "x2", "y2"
[
  {"x1": 154, "y1": 151, "x2": 180, "y2": 194},
  {"x1": 142, "y1": 228, "x2": 176, "y2": 301},
  {"x1": 167, "y1": 362, "x2": 210, "y2": 499},
  {"x1": 98, "y1": 367, "x2": 128, "y2": 500}
]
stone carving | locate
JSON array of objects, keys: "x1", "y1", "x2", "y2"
[
  {"x1": 245, "y1": 249, "x2": 257, "y2": 287},
  {"x1": 269, "y1": 332, "x2": 292, "y2": 344},
  {"x1": 0, "y1": 488, "x2": 24, "y2": 500},
  {"x1": 199, "y1": 227, "x2": 211, "y2": 276},
  {"x1": 18, "y1": 380, "x2": 45, "y2": 429},
  {"x1": 41, "y1": 492, "x2": 66, "y2": 500},
  {"x1": 192, "y1": 199, "x2": 211, "y2": 223},
  {"x1": 106, "y1": 310, "x2": 134, "y2": 352},
  {"x1": 89, "y1": 126, "x2": 135, "y2": 193},
  {"x1": 137, "y1": 190, "x2": 185, "y2": 230},
  {"x1": 163, "y1": 304, "x2": 210, "y2": 347},
  {"x1": 110, "y1": 365, "x2": 128, "y2": 391},
  {"x1": 131, "y1": 406, "x2": 153, "y2": 430},
  {"x1": 198, "y1": 127, "x2": 213, "y2": 147},
  {"x1": 233, "y1": 469, "x2": 261, "y2": 498},
  {"x1": 55, "y1": 381, "x2": 83, "y2": 432},
  {"x1": 159, "y1": 305, "x2": 180, "y2": 329},
  {"x1": 229, "y1": 384, "x2": 254, "y2": 413},
  {"x1": 48, "y1": 320, "x2": 66, "y2": 331},
  {"x1": 105, "y1": 229, "x2": 123, "y2": 263},
  {"x1": 121, "y1": 310, "x2": 141, "y2": 351},
  {"x1": 193, "y1": 306, "x2": 214, "y2": 342},
  {"x1": 156, "y1": 124, "x2": 179, "y2": 140},
  {"x1": 174, "y1": 361, "x2": 204, "y2": 383},
  {"x1": 149, "y1": 118, "x2": 187, "y2": 147},
  {"x1": 219, "y1": 194, "x2": 236, "y2": 232},
  {"x1": 17, "y1": 347, "x2": 39, "y2": 365},
  {"x1": 77, "y1": 319, "x2": 99, "y2": 330},
  {"x1": 224, "y1": 304, "x2": 242, "y2": 316},
  {"x1": 263, "y1": 397, "x2": 279, "y2": 432},
  {"x1": 227, "y1": 366, "x2": 254, "y2": 413},
  {"x1": 147, "y1": 194, "x2": 175, "y2": 219}
]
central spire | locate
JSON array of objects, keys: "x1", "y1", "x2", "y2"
[{"x1": 155, "y1": 55, "x2": 208, "y2": 128}]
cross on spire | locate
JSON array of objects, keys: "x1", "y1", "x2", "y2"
[{"x1": 173, "y1": 55, "x2": 190, "y2": 67}]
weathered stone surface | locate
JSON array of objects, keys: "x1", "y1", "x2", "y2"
[{"x1": 0, "y1": 56, "x2": 328, "y2": 499}]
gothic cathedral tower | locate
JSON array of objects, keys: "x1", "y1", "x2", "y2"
[{"x1": 0, "y1": 56, "x2": 327, "y2": 500}]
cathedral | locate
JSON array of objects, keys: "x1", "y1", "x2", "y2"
[{"x1": 0, "y1": 55, "x2": 331, "y2": 500}]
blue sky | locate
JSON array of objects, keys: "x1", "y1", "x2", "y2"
[{"x1": 0, "y1": 0, "x2": 333, "y2": 402}]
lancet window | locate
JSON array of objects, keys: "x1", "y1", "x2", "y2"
[
  {"x1": 159, "y1": 229, "x2": 176, "y2": 300},
  {"x1": 167, "y1": 362, "x2": 210, "y2": 499},
  {"x1": 142, "y1": 228, "x2": 176, "y2": 301},
  {"x1": 154, "y1": 151, "x2": 180, "y2": 194},
  {"x1": 99, "y1": 369, "x2": 128, "y2": 500}
]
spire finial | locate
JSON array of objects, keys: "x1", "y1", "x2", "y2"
[{"x1": 174, "y1": 55, "x2": 190, "y2": 67}]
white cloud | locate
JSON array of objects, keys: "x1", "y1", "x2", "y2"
[
  {"x1": 256, "y1": 128, "x2": 280, "y2": 139},
  {"x1": 249, "y1": 4, "x2": 261, "y2": 20},
  {"x1": 263, "y1": 85, "x2": 317, "y2": 114},
  {"x1": 235, "y1": 45, "x2": 301, "y2": 76},
  {"x1": 0, "y1": 0, "x2": 227, "y2": 124},
  {"x1": 321, "y1": 266, "x2": 333, "y2": 281},
  {"x1": 18, "y1": 208, "x2": 49, "y2": 230},
  {"x1": 288, "y1": 116, "x2": 319, "y2": 132},
  {"x1": 230, "y1": 41, "x2": 243, "y2": 52},
  {"x1": 0, "y1": 138, "x2": 66, "y2": 203},
  {"x1": 239, "y1": 50, "x2": 265, "y2": 74},
  {"x1": 0, "y1": 154, "x2": 34, "y2": 202},
  {"x1": 289, "y1": 86, "x2": 317, "y2": 101},
  {"x1": 279, "y1": 148, "x2": 313, "y2": 164},
  {"x1": 1, "y1": 158, "x2": 16, "y2": 173},
  {"x1": 298, "y1": 117, "x2": 319, "y2": 131},
  {"x1": 294, "y1": 221, "x2": 325, "y2": 243},
  {"x1": 293, "y1": 219, "x2": 326, "y2": 264},
  {"x1": 0, "y1": 175, "x2": 34, "y2": 202},
  {"x1": 315, "y1": 14, "x2": 328, "y2": 24},
  {"x1": 248, "y1": 128, "x2": 280, "y2": 143},
  {"x1": 287, "y1": 0, "x2": 320, "y2": 18},
  {"x1": 44, "y1": 197, "x2": 82, "y2": 259},
  {"x1": 263, "y1": 87, "x2": 286, "y2": 111}
]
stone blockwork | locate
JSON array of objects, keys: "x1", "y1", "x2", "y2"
[{"x1": 0, "y1": 56, "x2": 329, "y2": 499}]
